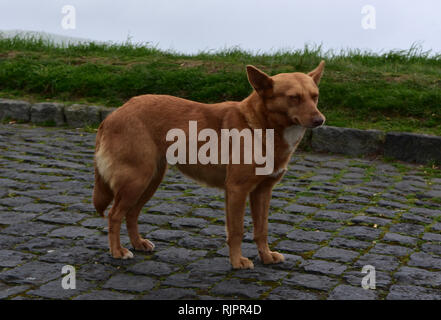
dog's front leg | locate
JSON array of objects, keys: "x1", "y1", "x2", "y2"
[
  {"x1": 250, "y1": 180, "x2": 285, "y2": 264},
  {"x1": 225, "y1": 186, "x2": 254, "y2": 269}
]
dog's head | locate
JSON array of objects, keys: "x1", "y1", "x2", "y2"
[{"x1": 246, "y1": 61, "x2": 326, "y2": 128}]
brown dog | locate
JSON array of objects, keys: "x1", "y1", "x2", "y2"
[{"x1": 93, "y1": 61, "x2": 326, "y2": 269}]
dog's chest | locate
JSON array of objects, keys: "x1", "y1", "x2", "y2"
[{"x1": 283, "y1": 125, "x2": 306, "y2": 151}]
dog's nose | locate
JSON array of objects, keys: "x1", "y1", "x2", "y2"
[{"x1": 312, "y1": 117, "x2": 324, "y2": 127}]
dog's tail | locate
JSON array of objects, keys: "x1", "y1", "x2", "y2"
[{"x1": 92, "y1": 127, "x2": 113, "y2": 217}]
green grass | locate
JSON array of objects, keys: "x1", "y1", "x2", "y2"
[{"x1": 1, "y1": 36, "x2": 440, "y2": 135}]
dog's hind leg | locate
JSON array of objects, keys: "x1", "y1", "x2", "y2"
[
  {"x1": 126, "y1": 158, "x2": 167, "y2": 252},
  {"x1": 107, "y1": 168, "x2": 154, "y2": 259}
]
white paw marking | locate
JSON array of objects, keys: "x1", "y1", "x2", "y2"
[{"x1": 122, "y1": 250, "x2": 134, "y2": 259}]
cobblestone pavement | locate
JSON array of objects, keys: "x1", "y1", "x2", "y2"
[{"x1": 0, "y1": 123, "x2": 441, "y2": 300}]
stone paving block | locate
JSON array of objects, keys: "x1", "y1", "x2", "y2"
[
  {"x1": 0, "y1": 212, "x2": 38, "y2": 224},
  {"x1": 141, "y1": 288, "x2": 198, "y2": 300},
  {"x1": 409, "y1": 207, "x2": 441, "y2": 218},
  {"x1": 301, "y1": 259, "x2": 347, "y2": 276},
  {"x1": 326, "y1": 203, "x2": 365, "y2": 212},
  {"x1": 148, "y1": 229, "x2": 193, "y2": 242},
  {"x1": 37, "y1": 211, "x2": 87, "y2": 224},
  {"x1": 421, "y1": 243, "x2": 441, "y2": 256},
  {"x1": 128, "y1": 261, "x2": 180, "y2": 277},
  {"x1": 287, "y1": 229, "x2": 331, "y2": 242},
  {"x1": 233, "y1": 264, "x2": 289, "y2": 282},
  {"x1": 15, "y1": 237, "x2": 71, "y2": 253},
  {"x1": 284, "y1": 272, "x2": 338, "y2": 291},
  {"x1": 328, "y1": 285, "x2": 377, "y2": 300},
  {"x1": 389, "y1": 223, "x2": 425, "y2": 237},
  {"x1": 267, "y1": 222, "x2": 294, "y2": 236},
  {"x1": 13, "y1": 203, "x2": 61, "y2": 214},
  {"x1": 163, "y1": 272, "x2": 223, "y2": 289},
  {"x1": 74, "y1": 290, "x2": 135, "y2": 300},
  {"x1": 285, "y1": 204, "x2": 318, "y2": 214},
  {"x1": 0, "y1": 250, "x2": 34, "y2": 267},
  {"x1": 0, "y1": 196, "x2": 34, "y2": 207},
  {"x1": 211, "y1": 278, "x2": 270, "y2": 299},
  {"x1": 329, "y1": 237, "x2": 372, "y2": 250},
  {"x1": 169, "y1": 217, "x2": 209, "y2": 229},
  {"x1": 186, "y1": 257, "x2": 232, "y2": 275},
  {"x1": 431, "y1": 223, "x2": 441, "y2": 232},
  {"x1": 314, "y1": 210, "x2": 354, "y2": 221},
  {"x1": 365, "y1": 206, "x2": 398, "y2": 218},
  {"x1": 269, "y1": 212, "x2": 305, "y2": 224},
  {"x1": 300, "y1": 219, "x2": 342, "y2": 231},
  {"x1": 0, "y1": 261, "x2": 64, "y2": 285},
  {"x1": 267, "y1": 286, "x2": 320, "y2": 300},
  {"x1": 383, "y1": 232, "x2": 418, "y2": 246},
  {"x1": 387, "y1": 285, "x2": 441, "y2": 300},
  {"x1": 103, "y1": 274, "x2": 156, "y2": 293},
  {"x1": 394, "y1": 266, "x2": 441, "y2": 287},
  {"x1": 154, "y1": 247, "x2": 207, "y2": 265},
  {"x1": 275, "y1": 240, "x2": 319, "y2": 254},
  {"x1": 149, "y1": 202, "x2": 192, "y2": 215},
  {"x1": 339, "y1": 226, "x2": 382, "y2": 241},
  {"x1": 351, "y1": 215, "x2": 391, "y2": 226},
  {"x1": 408, "y1": 252, "x2": 441, "y2": 270},
  {"x1": 39, "y1": 247, "x2": 98, "y2": 265},
  {"x1": 200, "y1": 225, "x2": 226, "y2": 237},
  {"x1": 313, "y1": 247, "x2": 359, "y2": 263},
  {"x1": 177, "y1": 235, "x2": 224, "y2": 250},
  {"x1": 0, "y1": 283, "x2": 30, "y2": 299},
  {"x1": 2, "y1": 222, "x2": 57, "y2": 236},
  {"x1": 77, "y1": 264, "x2": 117, "y2": 281},
  {"x1": 0, "y1": 234, "x2": 27, "y2": 250},
  {"x1": 48, "y1": 226, "x2": 98, "y2": 239},
  {"x1": 370, "y1": 243, "x2": 413, "y2": 257}
]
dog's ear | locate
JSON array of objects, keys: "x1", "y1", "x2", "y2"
[
  {"x1": 246, "y1": 65, "x2": 273, "y2": 96},
  {"x1": 308, "y1": 60, "x2": 325, "y2": 85}
]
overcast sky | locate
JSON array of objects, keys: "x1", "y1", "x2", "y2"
[{"x1": 1, "y1": 0, "x2": 440, "y2": 54}]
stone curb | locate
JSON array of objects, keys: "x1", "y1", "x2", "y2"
[
  {"x1": 0, "y1": 98, "x2": 117, "y2": 128},
  {"x1": 0, "y1": 98, "x2": 440, "y2": 165}
]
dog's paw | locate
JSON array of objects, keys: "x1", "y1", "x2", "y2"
[
  {"x1": 231, "y1": 256, "x2": 254, "y2": 269},
  {"x1": 111, "y1": 247, "x2": 134, "y2": 260},
  {"x1": 133, "y1": 238, "x2": 155, "y2": 252},
  {"x1": 261, "y1": 251, "x2": 285, "y2": 265}
]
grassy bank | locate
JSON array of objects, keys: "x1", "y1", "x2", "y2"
[{"x1": 0, "y1": 36, "x2": 440, "y2": 135}]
